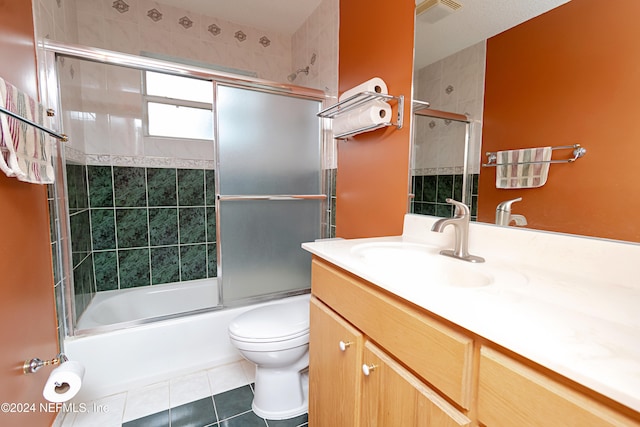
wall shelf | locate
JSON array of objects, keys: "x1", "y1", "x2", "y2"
[{"x1": 317, "y1": 91, "x2": 404, "y2": 139}]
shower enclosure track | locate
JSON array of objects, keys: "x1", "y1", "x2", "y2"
[{"x1": 218, "y1": 194, "x2": 327, "y2": 201}]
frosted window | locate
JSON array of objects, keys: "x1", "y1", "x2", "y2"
[
  {"x1": 145, "y1": 71, "x2": 213, "y2": 103},
  {"x1": 147, "y1": 102, "x2": 213, "y2": 140}
]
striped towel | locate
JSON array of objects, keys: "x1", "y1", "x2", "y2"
[
  {"x1": 496, "y1": 147, "x2": 552, "y2": 189},
  {"x1": 0, "y1": 76, "x2": 55, "y2": 184}
]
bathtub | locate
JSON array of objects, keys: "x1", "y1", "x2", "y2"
[
  {"x1": 64, "y1": 279, "x2": 310, "y2": 402},
  {"x1": 76, "y1": 278, "x2": 219, "y2": 330}
]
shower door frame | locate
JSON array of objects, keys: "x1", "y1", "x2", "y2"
[
  {"x1": 213, "y1": 81, "x2": 327, "y2": 307},
  {"x1": 409, "y1": 103, "x2": 474, "y2": 213},
  {"x1": 41, "y1": 41, "x2": 329, "y2": 337}
]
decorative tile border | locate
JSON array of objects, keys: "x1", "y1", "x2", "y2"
[
  {"x1": 259, "y1": 36, "x2": 271, "y2": 47},
  {"x1": 138, "y1": 5, "x2": 276, "y2": 51},
  {"x1": 147, "y1": 8, "x2": 162, "y2": 22},
  {"x1": 208, "y1": 24, "x2": 221, "y2": 36},
  {"x1": 178, "y1": 16, "x2": 194, "y2": 29},
  {"x1": 65, "y1": 147, "x2": 215, "y2": 170},
  {"x1": 412, "y1": 166, "x2": 465, "y2": 176},
  {"x1": 65, "y1": 145, "x2": 85, "y2": 163},
  {"x1": 112, "y1": 0, "x2": 129, "y2": 14}
]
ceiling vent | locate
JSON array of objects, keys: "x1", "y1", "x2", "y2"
[{"x1": 416, "y1": 0, "x2": 463, "y2": 23}]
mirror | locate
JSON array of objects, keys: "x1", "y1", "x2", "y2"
[{"x1": 412, "y1": 0, "x2": 640, "y2": 243}]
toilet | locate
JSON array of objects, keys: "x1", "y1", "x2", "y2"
[{"x1": 228, "y1": 295, "x2": 310, "y2": 420}]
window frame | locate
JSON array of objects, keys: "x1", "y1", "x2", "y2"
[{"x1": 142, "y1": 71, "x2": 214, "y2": 142}]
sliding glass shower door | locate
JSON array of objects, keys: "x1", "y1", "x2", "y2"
[{"x1": 215, "y1": 84, "x2": 323, "y2": 304}]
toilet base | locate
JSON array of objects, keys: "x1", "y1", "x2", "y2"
[
  {"x1": 252, "y1": 399, "x2": 307, "y2": 421},
  {"x1": 251, "y1": 360, "x2": 309, "y2": 420}
]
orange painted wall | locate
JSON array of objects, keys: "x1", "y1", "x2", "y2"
[
  {"x1": 336, "y1": 0, "x2": 415, "y2": 238},
  {"x1": 479, "y1": 0, "x2": 640, "y2": 242},
  {"x1": 0, "y1": 2, "x2": 59, "y2": 426}
]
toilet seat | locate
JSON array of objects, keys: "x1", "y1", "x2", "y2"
[
  {"x1": 228, "y1": 299, "x2": 310, "y2": 343},
  {"x1": 230, "y1": 331, "x2": 309, "y2": 352}
]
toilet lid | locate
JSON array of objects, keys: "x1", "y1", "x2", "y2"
[{"x1": 229, "y1": 299, "x2": 310, "y2": 342}]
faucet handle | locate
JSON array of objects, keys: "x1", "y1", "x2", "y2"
[
  {"x1": 496, "y1": 197, "x2": 522, "y2": 212},
  {"x1": 445, "y1": 198, "x2": 470, "y2": 218}
]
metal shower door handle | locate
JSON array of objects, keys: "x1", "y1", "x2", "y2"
[{"x1": 217, "y1": 194, "x2": 327, "y2": 201}]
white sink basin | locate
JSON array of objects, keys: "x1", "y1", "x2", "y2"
[
  {"x1": 350, "y1": 241, "x2": 438, "y2": 261},
  {"x1": 350, "y1": 241, "x2": 497, "y2": 288}
]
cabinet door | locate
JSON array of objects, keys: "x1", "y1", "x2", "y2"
[
  {"x1": 312, "y1": 259, "x2": 474, "y2": 408},
  {"x1": 309, "y1": 297, "x2": 364, "y2": 427},
  {"x1": 478, "y1": 346, "x2": 640, "y2": 427},
  {"x1": 361, "y1": 341, "x2": 471, "y2": 427}
]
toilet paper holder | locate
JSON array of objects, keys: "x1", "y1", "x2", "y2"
[{"x1": 23, "y1": 352, "x2": 68, "y2": 375}]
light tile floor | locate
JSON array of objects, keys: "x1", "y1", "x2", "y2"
[{"x1": 55, "y1": 360, "x2": 307, "y2": 427}]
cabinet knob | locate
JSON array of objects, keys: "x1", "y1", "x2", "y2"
[
  {"x1": 339, "y1": 340, "x2": 352, "y2": 351},
  {"x1": 362, "y1": 363, "x2": 377, "y2": 376}
]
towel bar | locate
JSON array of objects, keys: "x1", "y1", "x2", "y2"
[
  {"x1": 218, "y1": 194, "x2": 327, "y2": 201},
  {"x1": 0, "y1": 105, "x2": 68, "y2": 142},
  {"x1": 483, "y1": 144, "x2": 586, "y2": 167}
]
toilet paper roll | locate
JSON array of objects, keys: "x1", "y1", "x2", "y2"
[
  {"x1": 42, "y1": 361, "x2": 85, "y2": 403},
  {"x1": 339, "y1": 77, "x2": 388, "y2": 101},
  {"x1": 333, "y1": 100, "x2": 392, "y2": 136}
]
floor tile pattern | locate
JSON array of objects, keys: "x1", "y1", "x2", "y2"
[
  {"x1": 57, "y1": 361, "x2": 308, "y2": 427},
  {"x1": 123, "y1": 384, "x2": 308, "y2": 427}
]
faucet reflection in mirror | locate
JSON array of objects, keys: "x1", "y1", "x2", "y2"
[
  {"x1": 495, "y1": 197, "x2": 527, "y2": 227},
  {"x1": 431, "y1": 199, "x2": 485, "y2": 263}
]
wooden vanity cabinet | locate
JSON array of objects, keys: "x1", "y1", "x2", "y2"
[
  {"x1": 310, "y1": 259, "x2": 474, "y2": 408},
  {"x1": 309, "y1": 258, "x2": 471, "y2": 427},
  {"x1": 308, "y1": 257, "x2": 640, "y2": 427},
  {"x1": 478, "y1": 347, "x2": 640, "y2": 427},
  {"x1": 310, "y1": 296, "x2": 470, "y2": 427}
]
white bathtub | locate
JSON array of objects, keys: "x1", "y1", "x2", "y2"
[
  {"x1": 76, "y1": 278, "x2": 219, "y2": 330},
  {"x1": 64, "y1": 279, "x2": 310, "y2": 402}
]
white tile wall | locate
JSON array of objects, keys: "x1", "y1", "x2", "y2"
[
  {"x1": 291, "y1": 0, "x2": 339, "y2": 95},
  {"x1": 33, "y1": 0, "x2": 339, "y2": 168},
  {"x1": 413, "y1": 41, "x2": 486, "y2": 175},
  {"x1": 70, "y1": 0, "x2": 294, "y2": 82}
]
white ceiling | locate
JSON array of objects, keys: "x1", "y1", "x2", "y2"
[
  {"x1": 414, "y1": 0, "x2": 571, "y2": 69},
  {"x1": 153, "y1": 0, "x2": 322, "y2": 34},
  {"x1": 155, "y1": 0, "x2": 570, "y2": 68}
]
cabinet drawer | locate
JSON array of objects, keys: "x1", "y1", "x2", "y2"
[
  {"x1": 312, "y1": 259, "x2": 474, "y2": 409},
  {"x1": 478, "y1": 346, "x2": 640, "y2": 427}
]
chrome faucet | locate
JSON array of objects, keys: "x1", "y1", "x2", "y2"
[
  {"x1": 431, "y1": 199, "x2": 485, "y2": 263},
  {"x1": 495, "y1": 197, "x2": 528, "y2": 227}
]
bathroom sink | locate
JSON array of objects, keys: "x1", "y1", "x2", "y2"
[
  {"x1": 349, "y1": 241, "x2": 493, "y2": 288},
  {"x1": 427, "y1": 257, "x2": 494, "y2": 288},
  {"x1": 350, "y1": 241, "x2": 438, "y2": 261}
]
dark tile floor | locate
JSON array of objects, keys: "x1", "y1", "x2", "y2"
[{"x1": 122, "y1": 384, "x2": 308, "y2": 427}]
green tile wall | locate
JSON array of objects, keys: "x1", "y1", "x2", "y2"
[
  {"x1": 48, "y1": 181, "x2": 67, "y2": 345},
  {"x1": 411, "y1": 173, "x2": 480, "y2": 220},
  {"x1": 324, "y1": 168, "x2": 337, "y2": 238},
  {"x1": 66, "y1": 163, "x2": 96, "y2": 321},
  {"x1": 66, "y1": 165, "x2": 218, "y2": 296}
]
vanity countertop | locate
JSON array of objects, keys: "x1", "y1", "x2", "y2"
[{"x1": 302, "y1": 214, "x2": 640, "y2": 413}]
